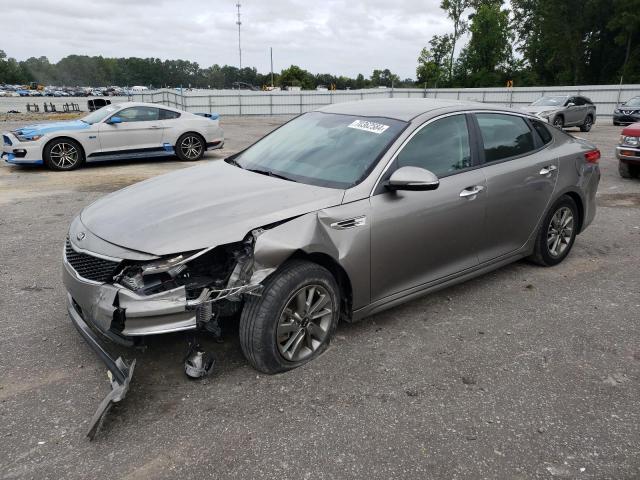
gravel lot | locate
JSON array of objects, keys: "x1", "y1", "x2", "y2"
[{"x1": 1, "y1": 116, "x2": 639, "y2": 479}]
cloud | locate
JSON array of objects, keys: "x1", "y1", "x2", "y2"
[{"x1": 2, "y1": 0, "x2": 456, "y2": 78}]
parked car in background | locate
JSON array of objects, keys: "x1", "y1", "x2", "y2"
[
  {"x1": 613, "y1": 97, "x2": 640, "y2": 126},
  {"x1": 2, "y1": 102, "x2": 224, "y2": 170},
  {"x1": 616, "y1": 122, "x2": 640, "y2": 178},
  {"x1": 524, "y1": 95, "x2": 596, "y2": 131},
  {"x1": 60, "y1": 99, "x2": 600, "y2": 436}
]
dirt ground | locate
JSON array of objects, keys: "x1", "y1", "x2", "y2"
[{"x1": 0, "y1": 116, "x2": 639, "y2": 479}]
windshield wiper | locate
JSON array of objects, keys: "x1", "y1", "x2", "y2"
[{"x1": 245, "y1": 168, "x2": 298, "y2": 183}]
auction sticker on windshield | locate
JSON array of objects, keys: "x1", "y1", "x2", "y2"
[{"x1": 348, "y1": 119, "x2": 390, "y2": 134}]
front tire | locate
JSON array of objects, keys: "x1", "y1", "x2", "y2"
[
  {"x1": 530, "y1": 196, "x2": 578, "y2": 267},
  {"x1": 552, "y1": 116, "x2": 564, "y2": 129},
  {"x1": 175, "y1": 133, "x2": 205, "y2": 161},
  {"x1": 619, "y1": 161, "x2": 633, "y2": 178},
  {"x1": 44, "y1": 138, "x2": 84, "y2": 171},
  {"x1": 239, "y1": 260, "x2": 340, "y2": 374},
  {"x1": 580, "y1": 115, "x2": 593, "y2": 132}
]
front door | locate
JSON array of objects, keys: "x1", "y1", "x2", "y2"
[
  {"x1": 370, "y1": 114, "x2": 486, "y2": 302},
  {"x1": 97, "y1": 106, "x2": 164, "y2": 154}
]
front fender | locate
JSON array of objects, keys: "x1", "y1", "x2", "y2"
[{"x1": 252, "y1": 199, "x2": 371, "y2": 310}]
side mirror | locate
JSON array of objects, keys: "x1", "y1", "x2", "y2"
[
  {"x1": 566, "y1": 102, "x2": 575, "y2": 107},
  {"x1": 386, "y1": 166, "x2": 439, "y2": 191},
  {"x1": 107, "y1": 116, "x2": 122, "y2": 124}
]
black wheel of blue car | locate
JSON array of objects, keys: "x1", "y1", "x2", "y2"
[
  {"x1": 44, "y1": 138, "x2": 84, "y2": 171},
  {"x1": 530, "y1": 196, "x2": 578, "y2": 267},
  {"x1": 239, "y1": 260, "x2": 340, "y2": 374},
  {"x1": 176, "y1": 133, "x2": 204, "y2": 161}
]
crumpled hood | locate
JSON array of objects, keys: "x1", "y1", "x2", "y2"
[
  {"x1": 14, "y1": 120, "x2": 90, "y2": 137},
  {"x1": 81, "y1": 161, "x2": 345, "y2": 256}
]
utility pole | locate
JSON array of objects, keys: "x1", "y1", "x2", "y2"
[
  {"x1": 270, "y1": 47, "x2": 274, "y2": 88},
  {"x1": 236, "y1": 3, "x2": 242, "y2": 70}
]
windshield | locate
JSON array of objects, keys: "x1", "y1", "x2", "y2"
[
  {"x1": 81, "y1": 105, "x2": 120, "y2": 124},
  {"x1": 624, "y1": 97, "x2": 640, "y2": 107},
  {"x1": 233, "y1": 112, "x2": 407, "y2": 189},
  {"x1": 532, "y1": 96, "x2": 568, "y2": 107}
]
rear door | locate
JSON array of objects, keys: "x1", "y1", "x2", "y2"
[
  {"x1": 97, "y1": 106, "x2": 164, "y2": 154},
  {"x1": 564, "y1": 97, "x2": 582, "y2": 126},
  {"x1": 370, "y1": 114, "x2": 487, "y2": 301},
  {"x1": 474, "y1": 113, "x2": 558, "y2": 262}
]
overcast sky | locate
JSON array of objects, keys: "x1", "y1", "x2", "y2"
[{"x1": 2, "y1": 0, "x2": 459, "y2": 79}]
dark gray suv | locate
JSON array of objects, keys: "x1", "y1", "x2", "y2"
[{"x1": 525, "y1": 95, "x2": 596, "y2": 131}]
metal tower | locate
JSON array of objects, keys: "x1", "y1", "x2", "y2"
[{"x1": 236, "y1": 3, "x2": 242, "y2": 70}]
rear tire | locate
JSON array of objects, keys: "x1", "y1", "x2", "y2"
[
  {"x1": 580, "y1": 115, "x2": 593, "y2": 132},
  {"x1": 44, "y1": 138, "x2": 84, "y2": 171},
  {"x1": 619, "y1": 161, "x2": 633, "y2": 179},
  {"x1": 529, "y1": 196, "x2": 578, "y2": 267},
  {"x1": 239, "y1": 260, "x2": 340, "y2": 374},
  {"x1": 552, "y1": 115, "x2": 564, "y2": 129},
  {"x1": 175, "y1": 133, "x2": 205, "y2": 161}
]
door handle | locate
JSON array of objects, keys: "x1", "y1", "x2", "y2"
[
  {"x1": 459, "y1": 185, "x2": 485, "y2": 199},
  {"x1": 539, "y1": 165, "x2": 557, "y2": 175},
  {"x1": 150, "y1": 125, "x2": 160, "y2": 129}
]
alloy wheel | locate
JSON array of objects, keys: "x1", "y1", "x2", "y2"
[
  {"x1": 547, "y1": 206, "x2": 574, "y2": 257},
  {"x1": 276, "y1": 284, "x2": 334, "y2": 362},
  {"x1": 50, "y1": 142, "x2": 79, "y2": 168},
  {"x1": 180, "y1": 136, "x2": 203, "y2": 160}
]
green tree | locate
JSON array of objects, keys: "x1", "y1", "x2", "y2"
[
  {"x1": 440, "y1": 0, "x2": 470, "y2": 82},
  {"x1": 370, "y1": 68, "x2": 400, "y2": 87},
  {"x1": 608, "y1": 0, "x2": 640, "y2": 83},
  {"x1": 461, "y1": 0, "x2": 512, "y2": 86}
]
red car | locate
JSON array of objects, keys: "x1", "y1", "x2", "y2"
[{"x1": 616, "y1": 122, "x2": 640, "y2": 178}]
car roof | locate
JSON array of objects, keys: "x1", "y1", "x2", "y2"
[
  {"x1": 112, "y1": 101, "x2": 183, "y2": 113},
  {"x1": 316, "y1": 98, "x2": 526, "y2": 122}
]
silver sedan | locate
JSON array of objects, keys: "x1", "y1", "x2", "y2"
[{"x1": 62, "y1": 99, "x2": 600, "y2": 436}]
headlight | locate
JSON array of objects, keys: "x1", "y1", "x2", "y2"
[
  {"x1": 13, "y1": 132, "x2": 43, "y2": 142},
  {"x1": 621, "y1": 136, "x2": 639, "y2": 146},
  {"x1": 537, "y1": 110, "x2": 555, "y2": 118},
  {"x1": 614, "y1": 109, "x2": 621, "y2": 113}
]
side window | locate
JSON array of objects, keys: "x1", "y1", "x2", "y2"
[
  {"x1": 115, "y1": 107, "x2": 159, "y2": 122},
  {"x1": 531, "y1": 120, "x2": 553, "y2": 145},
  {"x1": 159, "y1": 109, "x2": 181, "y2": 120},
  {"x1": 396, "y1": 115, "x2": 472, "y2": 177},
  {"x1": 476, "y1": 113, "x2": 536, "y2": 162},
  {"x1": 573, "y1": 97, "x2": 585, "y2": 106}
]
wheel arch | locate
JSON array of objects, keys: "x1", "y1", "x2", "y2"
[
  {"x1": 176, "y1": 130, "x2": 206, "y2": 147},
  {"x1": 287, "y1": 250, "x2": 354, "y2": 323},
  {"x1": 559, "y1": 190, "x2": 585, "y2": 233},
  {"x1": 43, "y1": 135, "x2": 87, "y2": 160}
]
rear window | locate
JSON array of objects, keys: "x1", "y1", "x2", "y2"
[
  {"x1": 160, "y1": 109, "x2": 181, "y2": 120},
  {"x1": 476, "y1": 113, "x2": 536, "y2": 162},
  {"x1": 531, "y1": 120, "x2": 553, "y2": 145}
]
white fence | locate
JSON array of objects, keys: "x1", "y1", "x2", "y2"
[{"x1": 134, "y1": 84, "x2": 640, "y2": 118}]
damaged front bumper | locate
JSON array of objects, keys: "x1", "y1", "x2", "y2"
[
  {"x1": 62, "y1": 229, "x2": 264, "y2": 439},
  {"x1": 67, "y1": 296, "x2": 135, "y2": 440}
]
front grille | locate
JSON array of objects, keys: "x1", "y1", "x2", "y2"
[
  {"x1": 64, "y1": 239, "x2": 120, "y2": 283},
  {"x1": 3, "y1": 135, "x2": 11, "y2": 146}
]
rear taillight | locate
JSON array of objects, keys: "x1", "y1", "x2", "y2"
[{"x1": 584, "y1": 149, "x2": 600, "y2": 163}]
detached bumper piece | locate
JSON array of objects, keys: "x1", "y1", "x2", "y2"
[{"x1": 69, "y1": 300, "x2": 136, "y2": 440}]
